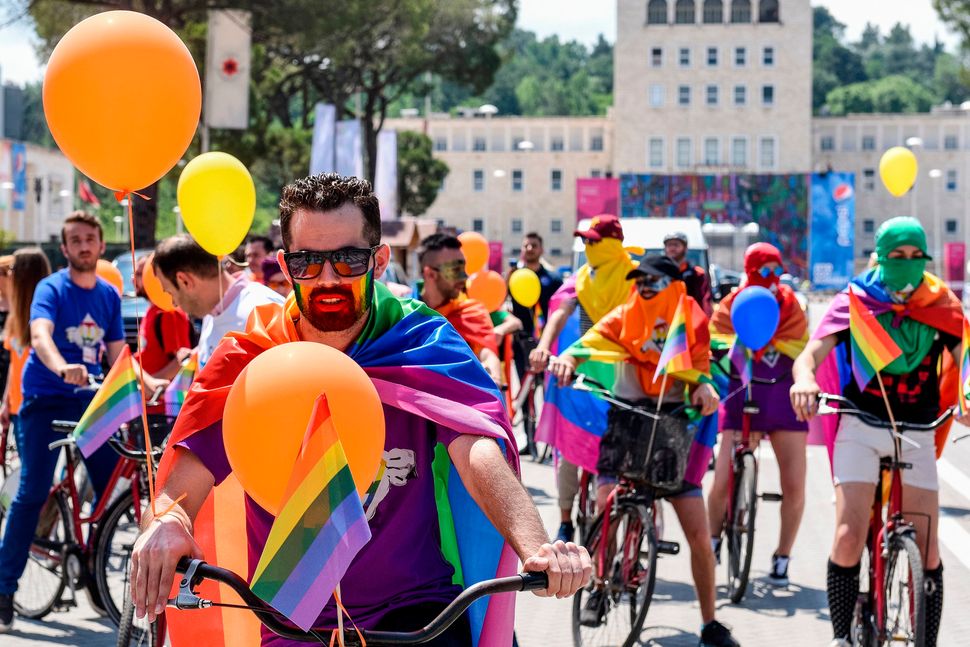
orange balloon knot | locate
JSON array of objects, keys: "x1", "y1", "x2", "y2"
[{"x1": 114, "y1": 189, "x2": 152, "y2": 203}]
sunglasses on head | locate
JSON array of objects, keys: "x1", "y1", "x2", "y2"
[
  {"x1": 758, "y1": 265, "x2": 783, "y2": 278},
  {"x1": 282, "y1": 247, "x2": 378, "y2": 280}
]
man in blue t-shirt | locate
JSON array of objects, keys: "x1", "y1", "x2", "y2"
[{"x1": 0, "y1": 211, "x2": 138, "y2": 630}]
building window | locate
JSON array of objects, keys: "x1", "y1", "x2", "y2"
[
  {"x1": 647, "y1": 0, "x2": 668, "y2": 24},
  {"x1": 703, "y1": 0, "x2": 723, "y2": 23},
  {"x1": 763, "y1": 46, "x2": 775, "y2": 66},
  {"x1": 759, "y1": 0, "x2": 779, "y2": 23},
  {"x1": 551, "y1": 136, "x2": 565, "y2": 151},
  {"x1": 707, "y1": 46, "x2": 718, "y2": 66},
  {"x1": 734, "y1": 85, "x2": 746, "y2": 106},
  {"x1": 731, "y1": 137, "x2": 747, "y2": 166},
  {"x1": 762, "y1": 85, "x2": 775, "y2": 106},
  {"x1": 551, "y1": 219, "x2": 563, "y2": 234},
  {"x1": 863, "y1": 168, "x2": 875, "y2": 191},
  {"x1": 678, "y1": 85, "x2": 691, "y2": 106},
  {"x1": 677, "y1": 137, "x2": 692, "y2": 168},
  {"x1": 706, "y1": 85, "x2": 719, "y2": 106},
  {"x1": 863, "y1": 219, "x2": 875, "y2": 234},
  {"x1": 704, "y1": 137, "x2": 720, "y2": 165},
  {"x1": 862, "y1": 135, "x2": 876, "y2": 151},
  {"x1": 551, "y1": 169, "x2": 563, "y2": 191},
  {"x1": 735, "y1": 46, "x2": 746, "y2": 66},
  {"x1": 434, "y1": 137, "x2": 447, "y2": 151},
  {"x1": 731, "y1": 0, "x2": 751, "y2": 22},
  {"x1": 472, "y1": 136, "x2": 486, "y2": 152},
  {"x1": 675, "y1": 0, "x2": 695, "y2": 24},
  {"x1": 650, "y1": 85, "x2": 665, "y2": 107},
  {"x1": 946, "y1": 219, "x2": 958, "y2": 234},
  {"x1": 759, "y1": 136, "x2": 776, "y2": 169},
  {"x1": 590, "y1": 169, "x2": 602, "y2": 178},
  {"x1": 862, "y1": 248, "x2": 874, "y2": 258},
  {"x1": 590, "y1": 135, "x2": 604, "y2": 151},
  {"x1": 473, "y1": 169, "x2": 484, "y2": 192},
  {"x1": 550, "y1": 248, "x2": 563, "y2": 257},
  {"x1": 947, "y1": 169, "x2": 957, "y2": 191},
  {"x1": 679, "y1": 47, "x2": 691, "y2": 67},
  {"x1": 649, "y1": 137, "x2": 664, "y2": 168},
  {"x1": 512, "y1": 169, "x2": 523, "y2": 192},
  {"x1": 945, "y1": 135, "x2": 959, "y2": 150},
  {"x1": 511, "y1": 219, "x2": 523, "y2": 234},
  {"x1": 651, "y1": 47, "x2": 663, "y2": 67},
  {"x1": 472, "y1": 218, "x2": 484, "y2": 233},
  {"x1": 820, "y1": 135, "x2": 834, "y2": 151}
]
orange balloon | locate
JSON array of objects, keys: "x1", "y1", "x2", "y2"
[
  {"x1": 223, "y1": 342, "x2": 385, "y2": 515},
  {"x1": 466, "y1": 270, "x2": 508, "y2": 313},
  {"x1": 458, "y1": 232, "x2": 490, "y2": 274},
  {"x1": 96, "y1": 259, "x2": 124, "y2": 295},
  {"x1": 142, "y1": 254, "x2": 176, "y2": 312},
  {"x1": 43, "y1": 11, "x2": 201, "y2": 192}
]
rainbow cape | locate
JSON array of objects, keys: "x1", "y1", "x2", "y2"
[
  {"x1": 961, "y1": 319, "x2": 970, "y2": 417},
  {"x1": 159, "y1": 281, "x2": 518, "y2": 647},
  {"x1": 848, "y1": 290, "x2": 902, "y2": 390},
  {"x1": 73, "y1": 346, "x2": 142, "y2": 457},
  {"x1": 164, "y1": 351, "x2": 198, "y2": 417},
  {"x1": 654, "y1": 294, "x2": 692, "y2": 381}
]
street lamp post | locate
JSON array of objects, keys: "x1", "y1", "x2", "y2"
[
  {"x1": 173, "y1": 205, "x2": 184, "y2": 235},
  {"x1": 928, "y1": 168, "x2": 943, "y2": 275}
]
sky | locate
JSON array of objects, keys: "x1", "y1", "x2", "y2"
[{"x1": 0, "y1": 0, "x2": 963, "y2": 86}]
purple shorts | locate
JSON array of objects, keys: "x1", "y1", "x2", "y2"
[{"x1": 720, "y1": 351, "x2": 806, "y2": 433}]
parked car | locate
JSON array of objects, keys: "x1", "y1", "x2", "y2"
[
  {"x1": 112, "y1": 250, "x2": 153, "y2": 350},
  {"x1": 709, "y1": 264, "x2": 742, "y2": 302}
]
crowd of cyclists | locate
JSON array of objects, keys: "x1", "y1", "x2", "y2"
[{"x1": 0, "y1": 173, "x2": 963, "y2": 647}]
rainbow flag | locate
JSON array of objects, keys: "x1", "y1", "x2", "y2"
[
  {"x1": 653, "y1": 294, "x2": 693, "y2": 381},
  {"x1": 729, "y1": 340, "x2": 752, "y2": 387},
  {"x1": 164, "y1": 352, "x2": 198, "y2": 417},
  {"x1": 848, "y1": 290, "x2": 902, "y2": 390},
  {"x1": 73, "y1": 346, "x2": 143, "y2": 457},
  {"x1": 960, "y1": 318, "x2": 970, "y2": 416},
  {"x1": 250, "y1": 395, "x2": 371, "y2": 632}
]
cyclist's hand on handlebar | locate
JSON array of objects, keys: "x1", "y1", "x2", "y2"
[
  {"x1": 522, "y1": 540, "x2": 592, "y2": 599},
  {"x1": 548, "y1": 355, "x2": 577, "y2": 385},
  {"x1": 59, "y1": 363, "x2": 89, "y2": 386},
  {"x1": 789, "y1": 378, "x2": 820, "y2": 422},
  {"x1": 131, "y1": 513, "x2": 203, "y2": 623},
  {"x1": 529, "y1": 347, "x2": 551, "y2": 373},
  {"x1": 690, "y1": 383, "x2": 720, "y2": 417}
]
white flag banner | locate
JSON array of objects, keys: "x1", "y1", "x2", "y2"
[
  {"x1": 335, "y1": 119, "x2": 364, "y2": 179},
  {"x1": 205, "y1": 10, "x2": 251, "y2": 130},
  {"x1": 374, "y1": 130, "x2": 398, "y2": 220},
  {"x1": 309, "y1": 103, "x2": 336, "y2": 175}
]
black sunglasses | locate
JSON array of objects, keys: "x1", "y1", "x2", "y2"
[{"x1": 283, "y1": 247, "x2": 378, "y2": 280}]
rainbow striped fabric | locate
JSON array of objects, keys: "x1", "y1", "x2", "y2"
[
  {"x1": 728, "y1": 340, "x2": 752, "y2": 387},
  {"x1": 848, "y1": 290, "x2": 902, "y2": 390},
  {"x1": 653, "y1": 294, "x2": 693, "y2": 381},
  {"x1": 73, "y1": 346, "x2": 143, "y2": 457},
  {"x1": 250, "y1": 395, "x2": 371, "y2": 632},
  {"x1": 960, "y1": 318, "x2": 970, "y2": 416},
  {"x1": 164, "y1": 351, "x2": 198, "y2": 417}
]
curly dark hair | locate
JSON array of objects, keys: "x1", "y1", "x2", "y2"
[{"x1": 279, "y1": 174, "x2": 381, "y2": 250}]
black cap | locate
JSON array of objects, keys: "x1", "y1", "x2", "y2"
[{"x1": 626, "y1": 254, "x2": 683, "y2": 281}]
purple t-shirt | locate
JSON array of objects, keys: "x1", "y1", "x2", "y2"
[{"x1": 180, "y1": 404, "x2": 464, "y2": 644}]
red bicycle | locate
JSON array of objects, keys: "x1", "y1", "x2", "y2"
[{"x1": 817, "y1": 393, "x2": 952, "y2": 647}]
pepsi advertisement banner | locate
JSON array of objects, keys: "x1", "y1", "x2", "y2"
[{"x1": 809, "y1": 172, "x2": 855, "y2": 290}]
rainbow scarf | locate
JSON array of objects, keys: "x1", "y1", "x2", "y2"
[
  {"x1": 960, "y1": 319, "x2": 970, "y2": 416},
  {"x1": 251, "y1": 395, "x2": 371, "y2": 631},
  {"x1": 73, "y1": 346, "x2": 142, "y2": 457},
  {"x1": 159, "y1": 282, "x2": 518, "y2": 647},
  {"x1": 654, "y1": 294, "x2": 693, "y2": 381},
  {"x1": 164, "y1": 351, "x2": 198, "y2": 418},
  {"x1": 848, "y1": 290, "x2": 902, "y2": 390}
]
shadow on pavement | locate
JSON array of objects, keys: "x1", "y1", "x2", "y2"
[
  {"x1": 715, "y1": 575, "x2": 830, "y2": 622},
  {"x1": 6, "y1": 614, "x2": 117, "y2": 646},
  {"x1": 939, "y1": 505, "x2": 970, "y2": 518}
]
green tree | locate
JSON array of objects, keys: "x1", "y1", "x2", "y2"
[
  {"x1": 812, "y1": 6, "x2": 867, "y2": 111},
  {"x1": 826, "y1": 75, "x2": 936, "y2": 115},
  {"x1": 396, "y1": 131, "x2": 448, "y2": 217}
]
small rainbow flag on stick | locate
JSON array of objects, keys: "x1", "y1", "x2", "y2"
[
  {"x1": 848, "y1": 290, "x2": 902, "y2": 390},
  {"x1": 73, "y1": 346, "x2": 143, "y2": 457},
  {"x1": 654, "y1": 294, "x2": 693, "y2": 381},
  {"x1": 251, "y1": 395, "x2": 371, "y2": 632},
  {"x1": 959, "y1": 318, "x2": 970, "y2": 416},
  {"x1": 164, "y1": 352, "x2": 198, "y2": 417},
  {"x1": 729, "y1": 340, "x2": 752, "y2": 387}
]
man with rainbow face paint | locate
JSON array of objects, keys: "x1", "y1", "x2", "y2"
[
  {"x1": 790, "y1": 217, "x2": 970, "y2": 647},
  {"x1": 130, "y1": 174, "x2": 591, "y2": 647}
]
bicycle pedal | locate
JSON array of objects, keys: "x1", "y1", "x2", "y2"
[
  {"x1": 656, "y1": 540, "x2": 680, "y2": 555},
  {"x1": 760, "y1": 492, "x2": 783, "y2": 502}
]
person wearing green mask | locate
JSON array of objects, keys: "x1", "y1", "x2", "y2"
[{"x1": 789, "y1": 216, "x2": 970, "y2": 647}]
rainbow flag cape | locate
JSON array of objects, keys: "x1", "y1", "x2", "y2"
[
  {"x1": 73, "y1": 346, "x2": 143, "y2": 457},
  {"x1": 164, "y1": 351, "x2": 198, "y2": 417},
  {"x1": 848, "y1": 290, "x2": 902, "y2": 390},
  {"x1": 251, "y1": 395, "x2": 371, "y2": 632},
  {"x1": 960, "y1": 318, "x2": 970, "y2": 416},
  {"x1": 654, "y1": 294, "x2": 693, "y2": 381}
]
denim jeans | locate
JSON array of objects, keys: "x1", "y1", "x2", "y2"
[{"x1": 0, "y1": 395, "x2": 120, "y2": 594}]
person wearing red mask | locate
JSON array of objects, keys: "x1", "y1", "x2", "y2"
[{"x1": 707, "y1": 242, "x2": 809, "y2": 588}]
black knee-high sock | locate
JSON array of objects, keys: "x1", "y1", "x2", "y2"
[
  {"x1": 925, "y1": 564, "x2": 943, "y2": 647},
  {"x1": 827, "y1": 559, "x2": 861, "y2": 640}
]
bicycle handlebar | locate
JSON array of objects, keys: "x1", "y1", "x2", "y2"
[
  {"x1": 569, "y1": 374, "x2": 696, "y2": 420},
  {"x1": 816, "y1": 393, "x2": 954, "y2": 432},
  {"x1": 49, "y1": 419, "x2": 164, "y2": 463},
  {"x1": 171, "y1": 558, "x2": 548, "y2": 645}
]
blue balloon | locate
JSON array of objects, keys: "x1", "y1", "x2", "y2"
[{"x1": 730, "y1": 286, "x2": 780, "y2": 351}]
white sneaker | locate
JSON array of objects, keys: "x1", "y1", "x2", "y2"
[{"x1": 828, "y1": 639, "x2": 850, "y2": 647}]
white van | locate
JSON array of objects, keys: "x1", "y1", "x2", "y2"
[{"x1": 572, "y1": 217, "x2": 709, "y2": 271}]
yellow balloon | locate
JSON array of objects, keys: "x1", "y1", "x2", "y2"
[
  {"x1": 878, "y1": 146, "x2": 918, "y2": 198},
  {"x1": 509, "y1": 268, "x2": 541, "y2": 308},
  {"x1": 177, "y1": 152, "x2": 256, "y2": 256}
]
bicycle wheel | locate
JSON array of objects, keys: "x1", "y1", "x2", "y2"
[
  {"x1": 573, "y1": 502, "x2": 656, "y2": 647},
  {"x1": 881, "y1": 532, "x2": 925, "y2": 647},
  {"x1": 523, "y1": 381, "x2": 539, "y2": 461},
  {"x1": 2, "y1": 492, "x2": 69, "y2": 619},
  {"x1": 726, "y1": 451, "x2": 757, "y2": 604},
  {"x1": 575, "y1": 471, "x2": 597, "y2": 540},
  {"x1": 852, "y1": 545, "x2": 877, "y2": 647},
  {"x1": 93, "y1": 490, "x2": 142, "y2": 627},
  {"x1": 117, "y1": 593, "x2": 162, "y2": 647}
]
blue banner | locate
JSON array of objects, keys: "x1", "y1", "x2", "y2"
[
  {"x1": 809, "y1": 172, "x2": 855, "y2": 290},
  {"x1": 11, "y1": 143, "x2": 26, "y2": 211}
]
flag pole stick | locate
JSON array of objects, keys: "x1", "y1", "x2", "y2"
[
  {"x1": 335, "y1": 583, "x2": 346, "y2": 647},
  {"x1": 645, "y1": 372, "x2": 669, "y2": 474}
]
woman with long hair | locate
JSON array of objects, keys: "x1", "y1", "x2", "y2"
[{"x1": 0, "y1": 248, "x2": 52, "y2": 438}]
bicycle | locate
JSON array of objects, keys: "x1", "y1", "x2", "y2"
[
  {"x1": 816, "y1": 392, "x2": 953, "y2": 647},
  {"x1": 568, "y1": 374, "x2": 691, "y2": 647},
  {"x1": 146, "y1": 556, "x2": 547, "y2": 645},
  {"x1": 510, "y1": 332, "x2": 546, "y2": 462}
]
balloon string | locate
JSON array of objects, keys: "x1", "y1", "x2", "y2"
[
  {"x1": 328, "y1": 585, "x2": 365, "y2": 647},
  {"x1": 217, "y1": 255, "x2": 225, "y2": 305}
]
